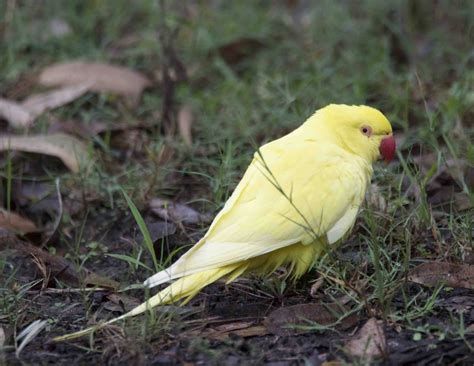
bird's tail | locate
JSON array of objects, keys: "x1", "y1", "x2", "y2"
[{"x1": 53, "y1": 264, "x2": 240, "y2": 342}]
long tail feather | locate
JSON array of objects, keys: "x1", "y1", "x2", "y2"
[{"x1": 53, "y1": 264, "x2": 239, "y2": 342}]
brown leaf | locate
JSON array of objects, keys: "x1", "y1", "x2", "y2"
[
  {"x1": 0, "y1": 133, "x2": 91, "y2": 172},
  {"x1": 345, "y1": 318, "x2": 386, "y2": 360},
  {"x1": 48, "y1": 119, "x2": 146, "y2": 140},
  {"x1": 178, "y1": 105, "x2": 194, "y2": 147},
  {"x1": 150, "y1": 198, "x2": 211, "y2": 225},
  {"x1": 207, "y1": 324, "x2": 268, "y2": 340},
  {"x1": 453, "y1": 192, "x2": 474, "y2": 211},
  {"x1": 104, "y1": 293, "x2": 141, "y2": 312},
  {"x1": 21, "y1": 84, "x2": 89, "y2": 115},
  {"x1": 0, "y1": 85, "x2": 89, "y2": 128},
  {"x1": 408, "y1": 262, "x2": 474, "y2": 289},
  {"x1": 188, "y1": 321, "x2": 268, "y2": 340},
  {"x1": 216, "y1": 38, "x2": 265, "y2": 64},
  {"x1": 82, "y1": 270, "x2": 120, "y2": 290},
  {"x1": 38, "y1": 61, "x2": 151, "y2": 101},
  {"x1": 1, "y1": 238, "x2": 118, "y2": 289},
  {"x1": 309, "y1": 277, "x2": 324, "y2": 297},
  {"x1": 0, "y1": 98, "x2": 34, "y2": 128},
  {"x1": 0, "y1": 209, "x2": 38, "y2": 234},
  {"x1": 265, "y1": 302, "x2": 357, "y2": 336}
]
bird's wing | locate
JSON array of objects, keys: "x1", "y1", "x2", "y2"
[{"x1": 145, "y1": 140, "x2": 368, "y2": 287}]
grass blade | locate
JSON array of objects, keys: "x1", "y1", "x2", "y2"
[{"x1": 121, "y1": 188, "x2": 159, "y2": 272}]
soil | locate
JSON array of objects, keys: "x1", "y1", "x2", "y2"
[{"x1": 2, "y1": 212, "x2": 473, "y2": 366}]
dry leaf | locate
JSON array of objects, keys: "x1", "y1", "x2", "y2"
[
  {"x1": 2, "y1": 238, "x2": 118, "y2": 289},
  {"x1": 309, "y1": 277, "x2": 324, "y2": 297},
  {"x1": 453, "y1": 192, "x2": 474, "y2": 211},
  {"x1": 265, "y1": 302, "x2": 357, "y2": 336},
  {"x1": 82, "y1": 270, "x2": 120, "y2": 290},
  {"x1": 21, "y1": 84, "x2": 89, "y2": 115},
  {"x1": 0, "y1": 133, "x2": 91, "y2": 172},
  {"x1": 0, "y1": 98, "x2": 34, "y2": 128},
  {"x1": 0, "y1": 325, "x2": 5, "y2": 346},
  {"x1": 345, "y1": 318, "x2": 386, "y2": 360},
  {"x1": 16, "y1": 319, "x2": 48, "y2": 357},
  {"x1": 48, "y1": 119, "x2": 148, "y2": 139},
  {"x1": 0, "y1": 85, "x2": 89, "y2": 128},
  {"x1": 408, "y1": 262, "x2": 474, "y2": 289},
  {"x1": 104, "y1": 293, "x2": 141, "y2": 312},
  {"x1": 150, "y1": 198, "x2": 211, "y2": 225},
  {"x1": 0, "y1": 209, "x2": 38, "y2": 234},
  {"x1": 187, "y1": 321, "x2": 268, "y2": 340},
  {"x1": 38, "y1": 61, "x2": 151, "y2": 101},
  {"x1": 178, "y1": 104, "x2": 194, "y2": 146},
  {"x1": 134, "y1": 219, "x2": 176, "y2": 243}
]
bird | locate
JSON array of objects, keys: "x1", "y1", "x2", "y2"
[{"x1": 54, "y1": 104, "x2": 395, "y2": 341}]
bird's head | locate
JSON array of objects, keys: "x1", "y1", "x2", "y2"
[{"x1": 317, "y1": 104, "x2": 395, "y2": 164}]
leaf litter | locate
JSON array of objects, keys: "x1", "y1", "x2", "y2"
[
  {"x1": 344, "y1": 318, "x2": 387, "y2": 360},
  {"x1": 177, "y1": 104, "x2": 194, "y2": 147},
  {"x1": 0, "y1": 236, "x2": 119, "y2": 290},
  {"x1": 0, "y1": 210, "x2": 38, "y2": 234},
  {"x1": 0, "y1": 133, "x2": 92, "y2": 172},
  {"x1": 0, "y1": 84, "x2": 89, "y2": 128},
  {"x1": 150, "y1": 198, "x2": 212, "y2": 225},
  {"x1": 408, "y1": 261, "x2": 474, "y2": 289},
  {"x1": 15, "y1": 319, "x2": 48, "y2": 358},
  {"x1": 264, "y1": 302, "x2": 358, "y2": 336},
  {"x1": 38, "y1": 61, "x2": 151, "y2": 102}
]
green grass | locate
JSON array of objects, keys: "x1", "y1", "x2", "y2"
[{"x1": 0, "y1": 0, "x2": 473, "y2": 363}]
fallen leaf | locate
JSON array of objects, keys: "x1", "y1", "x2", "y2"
[
  {"x1": 0, "y1": 85, "x2": 89, "y2": 128},
  {"x1": 104, "y1": 293, "x2": 141, "y2": 312},
  {"x1": 408, "y1": 262, "x2": 474, "y2": 289},
  {"x1": 265, "y1": 302, "x2": 357, "y2": 336},
  {"x1": 0, "y1": 209, "x2": 38, "y2": 234},
  {"x1": 453, "y1": 192, "x2": 474, "y2": 211},
  {"x1": 0, "y1": 237, "x2": 118, "y2": 289},
  {"x1": 82, "y1": 270, "x2": 120, "y2": 290},
  {"x1": 0, "y1": 98, "x2": 34, "y2": 128},
  {"x1": 345, "y1": 318, "x2": 386, "y2": 360},
  {"x1": 134, "y1": 219, "x2": 176, "y2": 243},
  {"x1": 0, "y1": 133, "x2": 91, "y2": 173},
  {"x1": 38, "y1": 61, "x2": 151, "y2": 101},
  {"x1": 216, "y1": 38, "x2": 265, "y2": 64},
  {"x1": 309, "y1": 277, "x2": 324, "y2": 297},
  {"x1": 150, "y1": 198, "x2": 211, "y2": 225},
  {"x1": 206, "y1": 324, "x2": 268, "y2": 340},
  {"x1": 48, "y1": 119, "x2": 147, "y2": 139},
  {"x1": 178, "y1": 104, "x2": 194, "y2": 146},
  {"x1": 0, "y1": 325, "x2": 5, "y2": 347},
  {"x1": 21, "y1": 84, "x2": 89, "y2": 115},
  {"x1": 437, "y1": 296, "x2": 474, "y2": 313},
  {"x1": 187, "y1": 321, "x2": 268, "y2": 340},
  {"x1": 16, "y1": 320, "x2": 48, "y2": 357}
]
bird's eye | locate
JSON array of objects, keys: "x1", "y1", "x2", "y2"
[{"x1": 360, "y1": 125, "x2": 372, "y2": 136}]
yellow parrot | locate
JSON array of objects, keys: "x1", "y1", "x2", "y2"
[{"x1": 55, "y1": 104, "x2": 395, "y2": 341}]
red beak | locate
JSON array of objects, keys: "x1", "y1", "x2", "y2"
[{"x1": 379, "y1": 135, "x2": 396, "y2": 163}]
